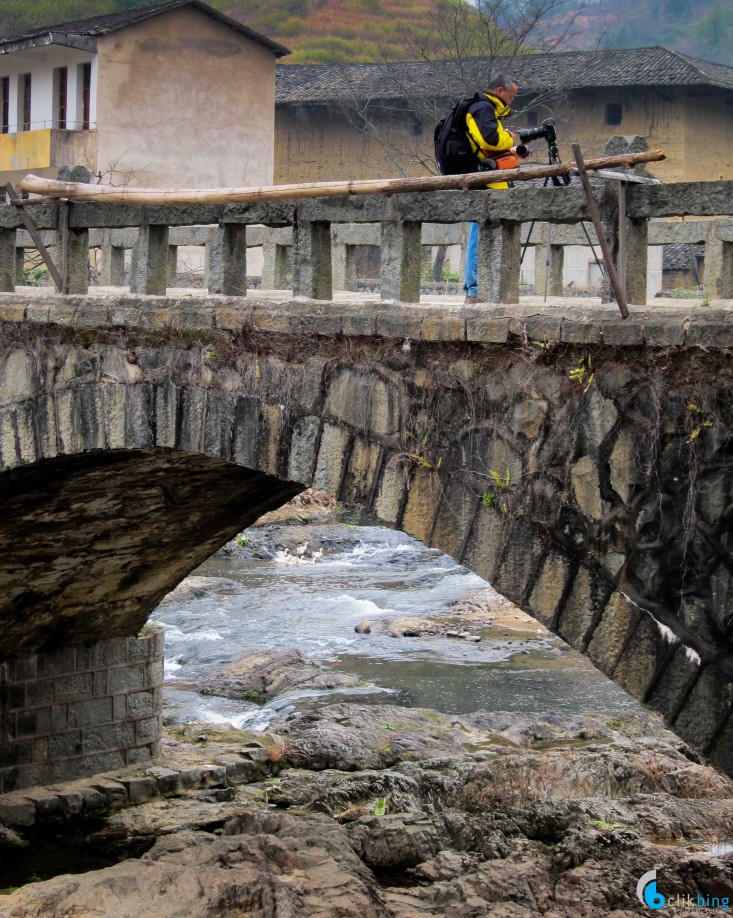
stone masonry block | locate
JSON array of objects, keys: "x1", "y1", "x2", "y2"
[
  {"x1": 673, "y1": 665, "x2": 733, "y2": 753},
  {"x1": 26, "y1": 679, "x2": 55, "y2": 707},
  {"x1": 557, "y1": 566, "x2": 611, "y2": 652},
  {"x1": 428, "y1": 480, "x2": 477, "y2": 561},
  {"x1": 326, "y1": 369, "x2": 401, "y2": 437},
  {"x1": 89, "y1": 639, "x2": 129, "y2": 668},
  {"x1": 36, "y1": 646, "x2": 77, "y2": 678},
  {"x1": 121, "y1": 776, "x2": 158, "y2": 804},
  {"x1": 144, "y1": 659, "x2": 164, "y2": 688},
  {"x1": 492, "y1": 519, "x2": 546, "y2": 607},
  {"x1": 55, "y1": 673, "x2": 94, "y2": 702},
  {"x1": 136, "y1": 715, "x2": 161, "y2": 743},
  {"x1": 107, "y1": 665, "x2": 145, "y2": 694},
  {"x1": 126, "y1": 746, "x2": 153, "y2": 765},
  {"x1": 373, "y1": 462, "x2": 408, "y2": 526},
  {"x1": 67, "y1": 697, "x2": 114, "y2": 728},
  {"x1": 127, "y1": 690, "x2": 156, "y2": 718},
  {"x1": 461, "y1": 503, "x2": 505, "y2": 586},
  {"x1": 257, "y1": 404, "x2": 285, "y2": 477},
  {"x1": 288, "y1": 416, "x2": 320, "y2": 484},
  {"x1": 709, "y1": 714, "x2": 733, "y2": 778},
  {"x1": 586, "y1": 591, "x2": 638, "y2": 677},
  {"x1": 49, "y1": 731, "x2": 82, "y2": 759},
  {"x1": 90, "y1": 779, "x2": 129, "y2": 808},
  {"x1": 82, "y1": 723, "x2": 136, "y2": 754},
  {"x1": 612, "y1": 612, "x2": 671, "y2": 701},
  {"x1": 401, "y1": 469, "x2": 442, "y2": 545},
  {"x1": 313, "y1": 424, "x2": 350, "y2": 497},
  {"x1": 341, "y1": 437, "x2": 381, "y2": 507},
  {"x1": 527, "y1": 552, "x2": 571, "y2": 629}
]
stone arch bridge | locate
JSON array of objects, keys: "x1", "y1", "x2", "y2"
[{"x1": 1, "y1": 293, "x2": 732, "y2": 789}]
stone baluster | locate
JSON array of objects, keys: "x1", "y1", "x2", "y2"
[
  {"x1": 65, "y1": 212, "x2": 90, "y2": 295},
  {"x1": 533, "y1": 227, "x2": 564, "y2": 297},
  {"x1": 98, "y1": 229, "x2": 126, "y2": 286},
  {"x1": 293, "y1": 215, "x2": 332, "y2": 300},
  {"x1": 0, "y1": 229, "x2": 16, "y2": 291},
  {"x1": 168, "y1": 245, "x2": 178, "y2": 287},
  {"x1": 623, "y1": 215, "x2": 649, "y2": 305},
  {"x1": 130, "y1": 216, "x2": 170, "y2": 296},
  {"x1": 478, "y1": 218, "x2": 521, "y2": 303},
  {"x1": 703, "y1": 219, "x2": 733, "y2": 299},
  {"x1": 380, "y1": 220, "x2": 421, "y2": 303},
  {"x1": 15, "y1": 245, "x2": 24, "y2": 286}
]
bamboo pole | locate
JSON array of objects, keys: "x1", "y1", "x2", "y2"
[{"x1": 18, "y1": 151, "x2": 665, "y2": 206}]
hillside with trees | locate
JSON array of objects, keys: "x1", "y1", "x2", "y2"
[{"x1": 0, "y1": 0, "x2": 730, "y2": 65}]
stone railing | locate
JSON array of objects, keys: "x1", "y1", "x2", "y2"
[{"x1": 3, "y1": 178, "x2": 732, "y2": 305}]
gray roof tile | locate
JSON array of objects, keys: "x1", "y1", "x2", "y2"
[
  {"x1": 276, "y1": 47, "x2": 733, "y2": 104},
  {"x1": 0, "y1": 0, "x2": 290, "y2": 58}
]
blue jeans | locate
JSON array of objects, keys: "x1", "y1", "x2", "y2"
[{"x1": 463, "y1": 222, "x2": 478, "y2": 297}]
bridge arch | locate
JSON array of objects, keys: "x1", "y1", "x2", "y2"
[{"x1": 1, "y1": 311, "x2": 732, "y2": 783}]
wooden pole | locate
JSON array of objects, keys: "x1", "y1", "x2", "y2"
[
  {"x1": 18, "y1": 151, "x2": 665, "y2": 206},
  {"x1": 571, "y1": 144, "x2": 629, "y2": 319},
  {"x1": 5, "y1": 183, "x2": 65, "y2": 291}
]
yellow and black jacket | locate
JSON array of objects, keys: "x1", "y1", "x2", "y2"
[{"x1": 465, "y1": 92, "x2": 517, "y2": 189}]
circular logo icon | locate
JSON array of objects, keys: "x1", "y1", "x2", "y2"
[{"x1": 637, "y1": 870, "x2": 666, "y2": 909}]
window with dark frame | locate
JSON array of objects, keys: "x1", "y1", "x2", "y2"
[
  {"x1": 605, "y1": 102, "x2": 623, "y2": 126},
  {"x1": 21, "y1": 73, "x2": 31, "y2": 131},
  {"x1": 81, "y1": 62, "x2": 91, "y2": 130},
  {"x1": 1, "y1": 77, "x2": 9, "y2": 134},
  {"x1": 55, "y1": 67, "x2": 68, "y2": 129}
]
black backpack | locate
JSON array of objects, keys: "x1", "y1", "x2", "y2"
[{"x1": 433, "y1": 94, "x2": 479, "y2": 175}]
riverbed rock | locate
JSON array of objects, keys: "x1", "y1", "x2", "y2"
[
  {"x1": 385, "y1": 617, "x2": 441, "y2": 637},
  {"x1": 3, "y1": 707, "x2": 733, "y2": 917},
  {"x1": 159, "y1": 575, "x2": 231, "y2": 605},
  {"x1": 272, "y1": 704, "x2": 473, "y2": 770},
  {"x1": 200, "y1": 648, "x2": 362, "y2": 701}
]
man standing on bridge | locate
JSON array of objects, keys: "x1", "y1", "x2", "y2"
[{"x1": 463, "y1": 73, "x2": 528, "y2": 304}]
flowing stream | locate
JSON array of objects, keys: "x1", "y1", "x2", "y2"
[{"x1": 151, "y1": 522, "x2": 641, "y2": 730}]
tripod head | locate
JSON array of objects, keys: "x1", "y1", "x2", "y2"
[{"x1": 518, "y1": 119, "x2": 570, "y2": 187}]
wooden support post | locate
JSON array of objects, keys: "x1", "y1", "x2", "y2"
[
  {"x1": 380, "y1": 220, "x2": 421, "y2": 303},
  {"x1": 571, "y1": 144, "x2": 629, "y2": 318},
  {"x1": 478, "y1": 219, "x2": 521, "y2": 304},
  {"x1": 15, "y1": 247, "x2": 24, "y2": 285},
  {"x1": 293, "y1": 217, "x2": 332, "y2": 300},
  {"x1": 0, "y1": 228, "x2": 16, "y2": 291},
  {"x1": 5, "y1": 183, "x2": 64, "y2": 291},
  {"x1": 130, "y1": 217, "x2": 169, "y2": 295}
]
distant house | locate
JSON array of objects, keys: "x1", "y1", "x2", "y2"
[
  {"x1": 275, "y1": 47, "x2": 733, "y2": 184},
  {"x1": 0, "y1": 0, "x2": 289, "y2": 189}
]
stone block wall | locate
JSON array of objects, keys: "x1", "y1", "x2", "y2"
[{"x1": 0, "y1": 631, "x2": 164, "y2": 793}]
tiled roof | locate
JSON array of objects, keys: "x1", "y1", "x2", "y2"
[
  {"x1": 0, "y1": 0, "x2": 290, "y2": 58},
  {"x1": 276, "y1": 46, "x2": 733, "y2": 104}
]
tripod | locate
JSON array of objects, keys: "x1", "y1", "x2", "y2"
[{"x1": 519, "y1": 134, "x2": 604, "y2": 301}]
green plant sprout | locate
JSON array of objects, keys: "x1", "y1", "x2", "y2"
[{"x1": 569, "y1": 355, "x2": 594, "y2": 393}]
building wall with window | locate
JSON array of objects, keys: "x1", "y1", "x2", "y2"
[
  {"x1": 0, "y1": 3, "x2": 282, "y2": 189},
  {"x1": 274, "y1": 85, "x2": 732, "y2": 185}
]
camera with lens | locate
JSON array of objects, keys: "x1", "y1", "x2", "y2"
[{"x1": 518, "y1": 118, "x2": 557, "y2": 146}]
